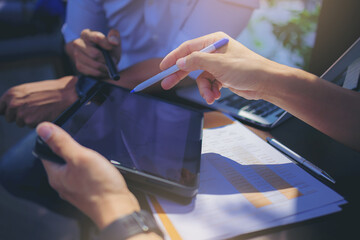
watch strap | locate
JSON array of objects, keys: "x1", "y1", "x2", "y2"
[{"x1": 98, "y1": 210, "x2": 163, "y2": 240}]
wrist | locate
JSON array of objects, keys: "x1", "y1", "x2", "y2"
[
  {"x1": 51, "y1": 76, "x2": 79, "y2": 111},
  {"x1": 92, "y1": 193, "x2": 141, "y2": 230},
  {"x1": 260, "y1": 62, "x2": 300, "y2": 102},
  {"x1": 99, "y1": 210, "x2": 163, "y2": 240},
  {"x1": 261, "y1": 65, "x2": 318, "y2": 106}
]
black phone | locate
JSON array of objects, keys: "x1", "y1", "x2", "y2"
[{"x1": 33, "y1": 77, "x2": 204, "y2": 200}]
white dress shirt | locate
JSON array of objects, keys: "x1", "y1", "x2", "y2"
[{"x1": 62, "y1": 0, "x2": 259, "y2": 71}]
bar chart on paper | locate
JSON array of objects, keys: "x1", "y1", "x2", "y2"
[
  {"x1": 148, "y1": 122, "x2": 346, "y2": 240},
  {"x1": 206, "y1": 153, "x2": 302, "y2": 208}
]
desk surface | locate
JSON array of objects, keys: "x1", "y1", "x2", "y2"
[{"x1": 138, "y1": 111, "x2": 360, "y2": 240}]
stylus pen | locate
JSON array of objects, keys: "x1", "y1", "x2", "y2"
[
  {"x1": 96, "y1": 45, "x2": 120, "y2": 81},
  {"x1": 130, "y1": 37, "x2": 229, "y2": 93},
  {"x1": 266, "y1": 137, "x2": 336, "y2": 184}
]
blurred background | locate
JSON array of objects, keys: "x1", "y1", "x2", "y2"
[{"x1": 238, "y1": 0, "x2": 322, "y2": 71}]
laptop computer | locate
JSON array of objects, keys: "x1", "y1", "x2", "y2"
[
  {"x1": 321, "y1": 37, "x2": 360, "y2": 91},
  {"x1": 175, "y1": 2, "x2": 324, "y2": 128}
]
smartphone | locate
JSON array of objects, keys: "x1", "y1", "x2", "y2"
[{"x1": 33, "y1": 77, "x2": 204, "y2": 200}]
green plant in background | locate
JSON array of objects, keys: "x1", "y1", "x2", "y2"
[{"x1": 269, "y1": 5, "x2": 321, "y2": 70}]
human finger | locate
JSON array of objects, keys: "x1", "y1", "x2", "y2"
[
  {"x1": 161, "y1": 70, "x2": 189, "y2": 90},
  {"x1": 76, "y1": 61, "x2": 107, "y2": 78},
  {"x1": 212, "y1": 80, "x2": 222, "y2": 100},
  {"x1": 196, "y1": 72, "x2": 218, "y2": 104},
  {"x1": 41, "y1": 158, "x2": 66, "y2": 190},
  {"x1": 160, "y1": 32, "x2": 228, "y2": 70},
  {"x1": 107, "y1": 29, "x2": 121, "y2": 46},
  {"x1": 81, "y1": 29, "x2": 114, "y2": 51},
  {"x1": 176, "y1": 51, "x2": 222, "y2": 73},
  {"x1": 36, "y1": 122, "x2": 82, "y2": 165},
  {"x1": 73, "y1": 38, "x2": 104, "y2": 62},
  {"x1": 5, "y1": 105, "x2": 16, "y2": 123},
  {"x1": 161, "y1": 51, "x2": 223, "y2": 90},
  {"x1": 74, "y1": 50, "x2": 108, "y2": 76}
]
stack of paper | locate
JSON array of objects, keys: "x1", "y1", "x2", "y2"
[{"x1": 147, "y1": 122, "x2": 346, "y2": 240}]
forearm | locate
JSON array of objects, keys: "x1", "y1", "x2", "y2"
[
  {"x1": 106, "y1": 58, "x2": 163, "y2": 90},
  {"x1": 263, "y1": 67, "x2": 360, "y2": 151}
]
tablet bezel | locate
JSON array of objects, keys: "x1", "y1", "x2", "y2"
[{"x1": 35, "y1": 77, "x2": 204, "y2": 200}]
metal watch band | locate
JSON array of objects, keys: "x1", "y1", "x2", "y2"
[{"x1": 98, "y1": 210, "x2": 163, "y2": 240}]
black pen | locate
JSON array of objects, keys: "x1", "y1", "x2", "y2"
[
  {"x1": 266, "y1": 137, "x2": 336, "y2": 184},
  {"x1": 96, "y1": 45, "x2": 120, "y2": 81}
]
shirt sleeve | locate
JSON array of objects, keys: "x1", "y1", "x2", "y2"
[{"x1": 62, "y1": 0, "x2": 108, "y2": 43}]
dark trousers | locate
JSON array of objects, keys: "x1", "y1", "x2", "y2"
[{"x1": 0, "y1": 131, "x2": 83, "y2": 218}]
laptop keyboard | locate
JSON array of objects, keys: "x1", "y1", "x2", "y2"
[
  {"x1": 218, "y1": 94, "x2": 254, "y2": 109},
  {"x1": 243, "y1": 100, "x2": 281, "y2": 117},
  {"x1": 219, "y1": 94, "x2": 283, "y2": 118},
  {"x1": 175, "y1": 85, "x2": 289, "y2": 128}
]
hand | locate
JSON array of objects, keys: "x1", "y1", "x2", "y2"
[
  {"x1": 36, "y1": 122, "x2": 140, "y2": 230},
  {"x1": 66, "y1": 29, "x2": 121, "y2": 78},
  {"x1": 160, "y1": 32, "x2": 288, "y2": 104},
  {"x1": 0, "y1": 76, "x2": 78, "y2": 128}
]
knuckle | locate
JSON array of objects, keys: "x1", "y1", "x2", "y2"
[
  {"x1": 181, "y1": 40, "x2": 192, "y2": 52},
  {"x1": 8, "y1": 99, "x2": 19, "y2": 109},
  {"x1": 4, "y1": 90, "x2": 15, "y2": 100},
  {"x1": 72, "y1": 39, "x2": 81, "y2": 47},
  {"x1": 80, "y1": 28, "x2": 90, "y2": 37},
  {"x1": 190, "y1": 52, "x2": 202, "y2": 65},
  {"x1": 215, "y1": 31, "x2": 226, "y2": 37}
]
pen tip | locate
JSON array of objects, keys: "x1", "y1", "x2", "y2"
[{"x1": 130, "y1": 90, "x2": 135, "y2": 93}]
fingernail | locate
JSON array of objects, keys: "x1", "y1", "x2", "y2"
[
  {"x1": 37, "y1": 124, "x2": 54, "y2": 142},
  {"x1": 176, "y1": 57, "x2": 186, "y2": 70},
  {"x1": 109, "y1": 36, "x2": 119, "y2": 45}
]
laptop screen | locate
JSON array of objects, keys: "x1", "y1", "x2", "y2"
[
  {"x1": 237, "y1": 0, "x2": 323, "y2": 72},
  {"x1": 320, "y1": 37, "x2": 360, "y2": 92}
]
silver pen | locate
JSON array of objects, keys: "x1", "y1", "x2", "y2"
[{"x1": 266, "y1": 137, "x2": 336, "y2": 184}]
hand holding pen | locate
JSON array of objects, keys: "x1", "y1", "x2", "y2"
[
  {"x1": 71, "y1": 29, "x2": 121, "y2": 80},
  {"x1": 131, "y1": 37, "x2": 229, "y2": 95}
]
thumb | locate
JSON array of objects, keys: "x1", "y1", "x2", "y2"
[
  {"x1": 176, "y1": 51, "x2": 220, "y2": 73},
  {"x1": 36, "y1": 122, "x2": 82, "y2": 164},
  {"x1": 107, "y1": 29, "x2": 120, "y2": 46}
]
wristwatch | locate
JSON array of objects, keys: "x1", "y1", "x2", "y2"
[{"x1": 99, "y1": 210, "x2": 164, "y2": 240}]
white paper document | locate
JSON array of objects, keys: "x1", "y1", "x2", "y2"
[{"x1": 147, "y1": 121, "x2": 346, "y2": 240}]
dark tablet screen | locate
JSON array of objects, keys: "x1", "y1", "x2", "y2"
[{"x1": 61, "y1": 83, "x2": 203, "y2": 187}]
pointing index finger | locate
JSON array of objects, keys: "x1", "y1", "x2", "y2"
[{"x1": 160, "y1": 33, "x2": 224, "y2": 71}]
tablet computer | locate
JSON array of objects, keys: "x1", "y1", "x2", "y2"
[{"x1": 33, "y1": 77, "x2": 204, "y2": 200}]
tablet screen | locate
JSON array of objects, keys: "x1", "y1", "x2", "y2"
[{"x1": 61, "y1": 84, "x2": 203, "y2": 187}]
